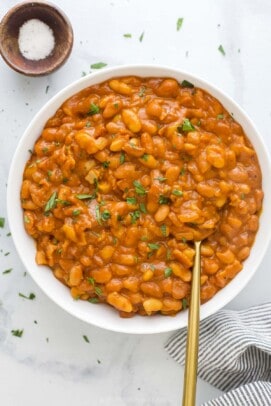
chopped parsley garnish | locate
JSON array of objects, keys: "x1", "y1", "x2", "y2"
[
  {"x1": 155, "y1": 176, "x2": 167, "y2": 182},
  {"x1": 141, "y1": 236, "x2": 148, "y2": 241},
  {"x1": 3, "y1": 268, "x2": 12, "y2": 275},
  {"x1": 218, "y1": 45, "x2": 226, "y2": 55},
  {"x1": 102, "y1": 161, "x2": 110, "y2": 168},
  {"x1": 180, "y1": 118, "x2": 195, "y2": 132},
  {"x1": 240, "y1": 193, "x2": 245, "y2": 200},
  {"x1": 148, "y1": 243, "x2": 160, "y2": 251},
  {"x1": 172, "y1": 190, "x2": 183, "y2": 196},
  {"x1": 123, "y1": 33, "x2": 132, "y2": 38},
  {"x1": 45, "y1": 85, "x2": 49, "y2": 94},
  {"x1": 139, "y1": 31, "x2": 144, "y2": 42},
  {"x1": 177, "y1": 17, "x2": 184, "y2": 31},
  {"x1": 76, "y1": 193, "x2": 96, "y2": 200},
  {"x1": 19, "y1": 292, "x2": 36, "y2": 300},
  {"x1": 180, "y1": 167, "x2": 186, "y2": 176},
  {"x1": 113, "y1": 103, "x2": 119, "y2": 109},
  {"x1": 181, "y1": 79, "x2": 194, "y2": 88},
  {"x1": 6, "y1": 232, "x2": 11, "y2": 237},
  {"x1": 130, "y1": 210, "x2": 141, "y2": 224},
  {"x1": 85, "y1": 121, "x2": 91, "y2": 128},
  {"x1": 83, "y1": 335, "x2": 90, "y2": 343},
  {"x1": 88, "y1": 103, "x2": 100, "y2": 115},
  {"x1": 139, "y1": 203, "x2": 147, "y2": 213},
  {"x1": 139, "y1": 86, "x2": 146, "y2": 97},
  {"x1": 164, "y1": 267, "x2": 172, "y2": 278},
  {"x1": 133, "y1": 180, "x2": 147, "y2": 195},
  {"x1": 160, "y1": 224, "x2": 167, "y2": 237},
  {"x1": 120, "y1": 151, "x2": 125, "y2": 164},
  {"x1": 181, "y1": 237, "x2": 187, "y2": 244},
  {"x1": 0, "y1": 217, "x2": 5, "y2": 228},
  {"x1": 142, "y1": 153, "x2": 149, "y2": 161},
  {"x1": 217, "y1": 114, "x2": 224, "y2": 119},
  {"x1": 101, "y1": 210, "x2": 111, "y2": 221},
  {"x1": 56, "y1": 199, "x2": 71, "y2": 207},
  {"x1": 127, "y1": 197, "x2": 137, "y2": 205},
  {"x1": 88, "y1": 297, "x2": 99, "y2": 304},
  {"x1": 182, "y1": 298, "x2": 188, "y2": 309},
  {"x1": 90, "y1": 62, "x2": 107, "y2": 69},
  {"x1": 42, "y1": 147, "x2": 48, "y2": 154},
  {"x1": 44, "y1": 192, "x2": 57, "y2": 213},
  {"x1": 11, "y1": 329, "x2": 23, "y2": 338},
  {"x1": 87, "y1": 277, "x2": 95, "y2": 286},
  {"x1": 158, "y1": 195, "x2": 170, "y2": 205},
  {"x1": 95, "y1": 206, "x2": 102, "y2": 225},
  {"x1": 72, "y1": 209, "x2": 81, "y2": 216},
  {"x1": 95, "y1": 286, "x2": 103, "y2": 296},
  {"x1": 47, "y1": 170, "x2": 52, "y2": 178},
  {"x1": 166, "y1": 249, "x2": 171, "y2": 260}
]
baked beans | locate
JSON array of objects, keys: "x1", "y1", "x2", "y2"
[{"x1": 21, "y1": 76, "x2": 263, "y2": 317}]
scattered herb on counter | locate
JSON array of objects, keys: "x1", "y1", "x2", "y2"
[
  {"x1": 97, "y1": 359, "x2": 101, "y2": 364},
  {"x1": 182, "y1": 298, "x2": 188, "y2": 309},
  {"x1": 45, "y1": 85, "x2": 50, "y2": 94},
  {"x1": 4, "y1": 252, "x2": 10, "y2": 256},
  {"x1": 123, "y1": 33, "x2": 132, "y2": 38},
  {"x1": 217, "y1": 114, "x2": 224, "y2": 119},
  {"x1": 19, "y1": 292, "x2": 36, "y2": 300},
  {"x1": 88, "y1": 103, "x2": 100, "y2": 115},
  {"x1": 181, "y1": 79, "x2": 194, "y2": 88},
  {"x1": 127, "y1": 197, "x2": 137, "y2": 205},
  {"x1": 90, "y1": 62, "x2": 107, "y2": 69},
  {"x1": 34, "y1": 320, "x2": 38, "y2": 324},
  {"x1": 0, "y1": 217, "x2": 5, "y2": 228},
  {"x1": 28, "y1": 149, "x2": 33, "y2": 154},
  {"x1": 139, "y1": 31, "x2": 144, "y2": 42},
  {"x1": 83, "y1": 335, "x2": 90, "y2": 343},
  {"x1": 81, "y1": 71, "x2": 87, "y2": 77},
  {"x1": 11, "y1": 329, "x2": 23, "y2": 337},
  {"x1": 218, "y1": 44, "x2": 226, "y2": 55},
  {"x1": 120, "y1": 151, "x2": 126, "y2": 164},
  {"x1": 172, "y1": 189, "x2": 183, "y2": 196},
  {"x1": 180, "y1": 118, "x2": 195, "y2": 132},
  {"x1": 164, "y1": 267, "x2": 172, "y2": 278},
  {"x1": 158, "y1": 195, "x2": 170, "y2": 205},
  {"x1": 44, "y1": 191, "x2": 57, "y2": 213},
  {"x1": 130, "y1": 210, "x2": 141, "y2": 224},
  {"x1": 3, "y1": 268, "x2": 12, "y2": 275},
  {"x1": 177, "y1": 17, "x2": 184, "y2": 31},
  {"x1": 6, "y1": 232, "x2": 11, "y2": 237},
  {"x1": 133, "y1": 180, "x2": 147, "y2": 195},
  {"x1": 46, "y1": 337, "x2": 49, "y2": 343},
  {"x1": 160, "y1": 224, "x2": 167, "y2": 237}
]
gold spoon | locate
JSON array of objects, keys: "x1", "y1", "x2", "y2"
[{"x1": 182, "y1": 240, "x2": 202, "y2": 406}]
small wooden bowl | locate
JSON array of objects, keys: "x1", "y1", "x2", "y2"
[{"x1": 0, "y1": 1, "x2": 73, "y2": 76}]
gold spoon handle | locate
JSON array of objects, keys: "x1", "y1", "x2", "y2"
[{"x1": 182, "y1": 240, "x2": 202, "y2": 406}]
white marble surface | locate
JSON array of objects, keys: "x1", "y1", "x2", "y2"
[{"x1": 0, "y1": 0, "x2": 271, "y2": 405}]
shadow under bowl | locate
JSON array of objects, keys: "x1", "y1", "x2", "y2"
[{"x1": 0, "y1": 1, "x2": 73, "y2": 76}]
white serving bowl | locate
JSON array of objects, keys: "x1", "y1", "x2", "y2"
[{"x1": 7, "y1": 65, "x2": 271, "y2": 334}]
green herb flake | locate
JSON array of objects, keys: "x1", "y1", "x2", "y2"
[
  {"x1": 6, "y1": 232, "x2": 11, "y2": 237},
  {"x1": 85, "y1": 121, "x2": 91, "y2": 127},
  {"x1": 148, "y1": 243, "x2": 160, "y2": 251},
  {"x1": 72, "y1": 209, "x2": 81, "y2": 216},
  {"x1": 88, "y1": 297, "x2": 99, "y2": 304},
  {"x1": 97, "y1": 359, "x2": 101, "y2": 364},
  {"x1": 177, "y1": 17, "x2": 184, "y2": 31},
  {"x1": 123, "y1": 33, "x2": 132, "y2": 38},
  {"x1": 87, "y1": 277, "x2": 95, "y2": 286},
  {"x1": 81, "y1": 71, "x2": 87, "y2": 77},
  {"x1": 4, "y1": 252, "x2": 10, "y2": 256},
  {"x1": 158, "y1": 195, "x2": 170, "y2": 205},
  {"x1": 95, "y1": 286, "x2": 103, "y2": 296},
  {"x1": 133, "y1": 180, "x2": 147, "y2": 195},
  {"x1": 89, "y1": 103, "x2": 100, "y2": 115},
  {"x1": 102, "y1": 161, "x2": 110, "y2": 169},
  {"x1": 120, "y1": 151, "x2": 125, "y2": 165},
  {"x1": 47, "y1": 170, "x2": 52, "y2": 179},
  {"x1": 180, "y1": 167, "x2": 186, "y2": 176},
  {"x1": 83, "y1": 335, "x2": 90, "y2": 343},
  {"x1": 11, "y1": 329, "x2": 23, "y2": 338},
  {"x1": 42, "y1": 147, "x2": 48, "y2": 154},
  {"x1": 112, "y1": 236, "x2": 118, "y2": 246},
  {"x1": 138, "y1": 86, "x2": 146, "y2": 97},
  {"x1": 141, "y1": 236, "x2": 148, "y2": 241},
  {"x1": 139, "y1": 203, "x2": 147, "y2": 213},
  {"x1": 182, "y1": 298, "x2": 188, "y2": 309},
  {"x1": 101, "y1": 210, "x2": 111, "y2": 221},
  {"x1": 130, "y1": 210, "x2": 141, "y2": 224},
  {"x1": 0, "y1": 217, "x2": 5, "y2": 228},
  {"x1": 127, "y1": 197, "x2": 137, "y2": 205},
  {"x1": 181, "y1": 118, "x2": 195, "y2": 132},
  {"x1": 142, "y1": 153, "x2": 149, "y2": 161},
  {"x1": 181, "y1": 80, "x2": 194, "y2": 88},
  {"x1": 76, "y1": 193, "x2": 95, "y2": 200},
  {"x1": 3, "y1": 268, "x2": 12, "y2": 275},
  {"x1": 19, "y1": 292, "x2": 36, "y2": 300},
  {"x1": 181, "y1": 237, "x2": 187, "y2": 244},
  {"x1": 139, "y1": 31, "x2": 144, "y2": 42},
  {"x1": 95, "y1": 206, "x2": 102, "y2": 225},
  {"x1": 217, "y1": 114, "x2": 224, "y2": 119},
  {"x1": 45, "y1": 85, "x2": 50, "y2": 94},
  {"x1": 164, "y1": 267, "x2": 172, "y2": 278},
  {"x1": 160, "y1": 224, "x2": 167, "y2": 237},
  {"x1": 113, "y1": 103, "x2": 119, "y2": 109},
  {"x1": 166, "y1": 249, "x2": 171, "y2": 260},
  {"x1": 155, "y1": 176, "x2": 167, "y2": 182},
  {"x1": 240, "y1": 193, "x2": 245, "y2": 200},
  {"x1": 172, "y1": 189, "x2": 183, "y2": 196},
  {"x1": 218, "y1": 44, "x2": 226, "y2": 56},
  {"x1": 44, "y1": 191, "x2": 57, "y2": 213},
  {"x1": 90, "y1": 62, "x2": 107, "y2": 69}
]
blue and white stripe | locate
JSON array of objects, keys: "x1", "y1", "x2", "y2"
[{"x1": 165, "y1": 302, "x2": 271, "y2": 405}]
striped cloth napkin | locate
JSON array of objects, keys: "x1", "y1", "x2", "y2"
[{"x1": 165, "y1": 302, "x2": 271, "y2": 405}]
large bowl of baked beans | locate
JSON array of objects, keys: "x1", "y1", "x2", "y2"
[{"x1": 7, "y1": 65, "x2": 271, "y2": 333}]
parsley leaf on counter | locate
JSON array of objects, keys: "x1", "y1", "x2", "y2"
[
  {"x1": 89, "y1": 103, "x2": 100, "y2": 115},
  {"x1": 90, "y1": 62, "x2": 107, "y2": 69},
  {"x1": 3, "y1": 268, "x2": 12, "y2": 275},
  {"x1": 177, "y1": 18, "x2": 184, "y2": 31},
  {"x1": 19, "y1": 292, "x2": 36, "y2": 300},
  {"x1": 0, "y1": 217, "x2": 5, "y2": 228},
  {"x1": 139, "y1": 32, "x2": 144, "y2": 42},
  {"x1": 83, "y1": 335, "x2": 90, "y2": 343},
  {"x1": 123, "y1": 33, "x2": 132, "y2": 38},
  {"x1": 218, "y1": 45, "x2": 226, "y2": 55},
  {"x1": 11, "y1": 329, "x2": 24, "y2": 337}
]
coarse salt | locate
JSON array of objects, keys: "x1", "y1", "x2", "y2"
[{"x1": 18, "y1": 19, "x2": 55, "y2": 61}]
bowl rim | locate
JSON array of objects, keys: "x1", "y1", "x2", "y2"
[
  {"x1": 7, "y1": 64, "x2": 271, "y2": 334},
  {"x1": 0, "y1": 0, "x2": 74, "y2": 76}
]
